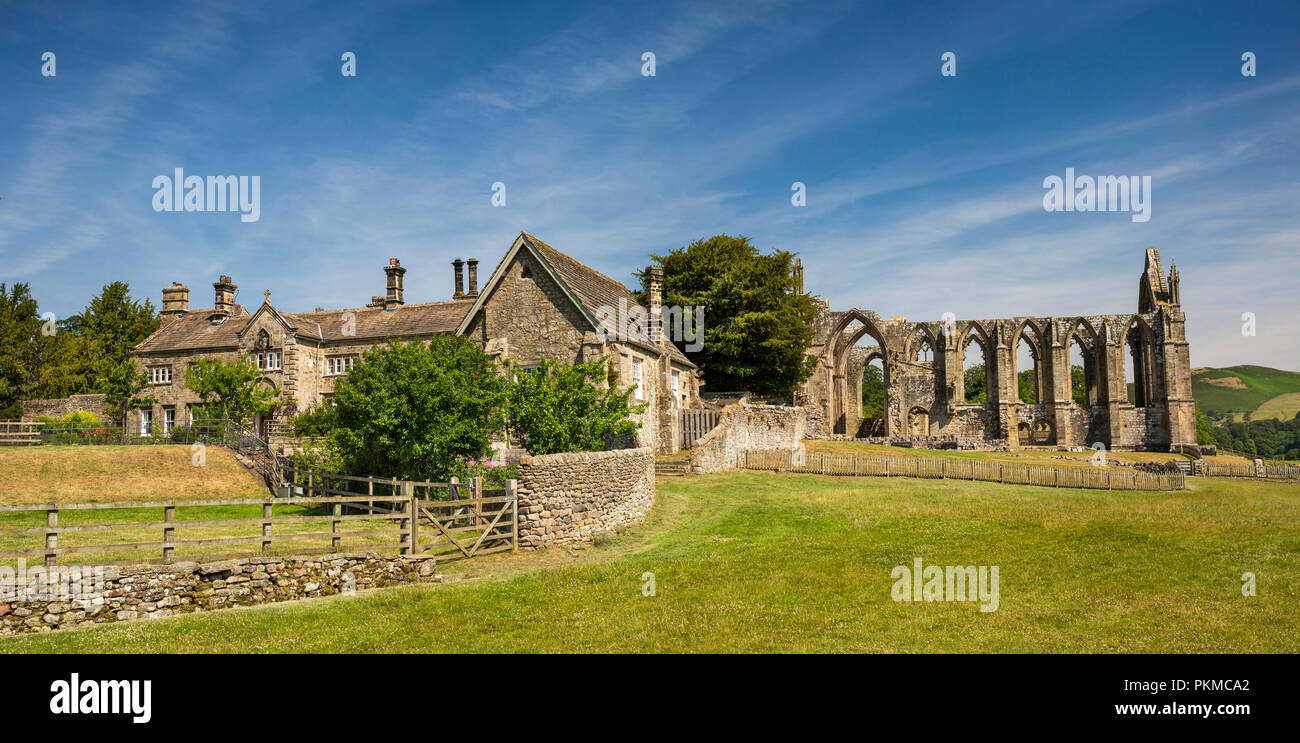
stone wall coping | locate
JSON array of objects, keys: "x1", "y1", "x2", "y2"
[
  {"x1": 519, "y1": 446, "x2": 652, "y2": 466},
  {"x1": 112, "y1": 551, "x2": 436, "y2": 578}
]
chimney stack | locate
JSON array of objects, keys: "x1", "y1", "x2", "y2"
[
  {"x1": 466, "y1": 258, "x2": 480, "y2": 297},
  {"x1": 161, "y1": 282, "x2": 189, "y2": 314},
  {"x1": 452, "y1": 258, "x2": 465, "y2": 298},
  {"x1": 213, "y1": 276, "x2": 237, "y2": 316},
  {"x1": 384, "y1": 258, "x2": 406, "y2": 308},
  {"x1": 645, "y1": 265, "x2": 664, "y2": 343},
  {"x1": 793, "y1": 258, "x2": 804, "y2": 294}
]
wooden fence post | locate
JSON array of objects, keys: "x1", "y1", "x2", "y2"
[
  {"x1": 473, "y1": 476, "x2": 483, "y2": 527},
  {"x1": 45, "y1": 507, "x2": 58, "y2": 568},
  {"x1": 261, "y1": 501, "x2": 273, "y2": 555},
  {"x1": 506, "y1": 478, "x2": 518, "y2": 551},
  {"x1": 332, "y1": 502, "x2": 342, "y2": 552},
  {"x1": 163, "y1": 505, "x2": 175, "y2": 563},
  {"x1": 401, "y1": 481, "x2": 416, "y2": 555}
]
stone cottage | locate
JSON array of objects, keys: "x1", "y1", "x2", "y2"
[{"x1": 128, "y1": 231, "x2": 701, "y2": 453}]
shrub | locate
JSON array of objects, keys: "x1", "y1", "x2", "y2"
[
  {"x1": 327, "y1": 336, "x2": 508, "y2": 481},
  {"x1": 290, "y1": 403, "x2": 337, "y2": 437},
  {"x1": 448, "y1": 458, "x2": 518, "y2": 488},
  {"x1": 62, "y1": 410, "x2": 99, "y2": 425},
  {"x1": 505, "y1": 356, "x2": 644, "y2": 455}
]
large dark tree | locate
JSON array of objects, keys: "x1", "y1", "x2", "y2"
[
  {"x1": 0, "y1": 282, "x2": 73, "y2": 417},
  {"x1": 64, "y1": 282, "x2": 158, "y2": 392},
  {"x1": 641, "y1": 235, "x2": 818, "y2": 397}
]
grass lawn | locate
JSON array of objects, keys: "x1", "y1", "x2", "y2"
[
  {"x1": 3, "y1": 470, "x2": 1297, "y2": 653},
  {"x1": 0, "y1": 445, "x2": 267, "y2": 505}
]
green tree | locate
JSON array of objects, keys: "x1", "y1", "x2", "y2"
[
  {"x1": 964, "y1": 363, "x2": 987, "y2": 404},
  {"x1": 98, "y1": 357, "x2": 157, "y2": 426},
  {"x1": 642, "y1": 235, "x2": 818, "y2": 397},
  {"x1": 1017, "y1": 369, "x2": 1037, "y2": 403},
  {"x1": 861, "y1": 363, "x2": 885, "y2": 418},
  {"x1": 185, "y1": 355, "x2": 280, "y2": 427},
  {"x1": 327, "y1": 336, "x2": 507, "y2": 480},
  {"x1": 64, "y1": 282, "x2": 158, "y2": 393},
  {"x1": 1071, "y1": 364, "x2": 1088, "y2": 405},
  {"x1": 1195, "y1": 408, "x2": 1218, "y2": 446},
  {"x1": 506, "y1": 356, "x2": 645, "y2": 455},
  {"x1": 0, "y1": 282, "x2": 73, "y2": 417}
]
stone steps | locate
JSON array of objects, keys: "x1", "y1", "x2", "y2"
[{"x1": 655, "y1": 459, "x2": 690, "y2": 477}]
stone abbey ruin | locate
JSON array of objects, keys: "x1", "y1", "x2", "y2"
[{"x1": 801, "y1": 247, "x2": 1195, "y2": 452}]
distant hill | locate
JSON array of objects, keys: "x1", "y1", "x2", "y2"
[{"x1": 1192, "y1": 365, "x2": 1300, "y2": 421}]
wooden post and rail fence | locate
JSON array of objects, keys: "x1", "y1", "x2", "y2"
[
  {"x1": 0, "y1": 467, "x2": 517, "y2": 568},
  {"x1": 741, "y1": 450, "x2": 1187, "y2": 491}
]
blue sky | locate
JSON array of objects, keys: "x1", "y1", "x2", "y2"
[{"x1": 1, "y1": 0, "x2": 1297, "y2": 369}]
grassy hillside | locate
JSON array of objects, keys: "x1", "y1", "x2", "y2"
[
  {"x1": 0, "y1": 444, "x2": 268, "y2": 505},
  {"x1": 1192, "y1": 365, "x2": 1300, "y2": 420},
  {"x1": 4, "y1": 471, "x2": 1298, "y2": 653}
]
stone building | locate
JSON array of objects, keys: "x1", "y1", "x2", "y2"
[
  {"x1": 802, "y1": 247, "x2": 1194, "y2": 451},
  {"x1": 129, "y1": 231, "x2": 700, "y2": 453}
]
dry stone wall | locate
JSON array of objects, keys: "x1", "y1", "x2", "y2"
[
  {"x1": 0, "y1": 552, "x2": 440, "y2": 636},
  {"x1": 20, "y1": 394, "x2": 107, "y2": 421},
  {"x1": 516, "y1": 447, "x2": 654, "y2": 549},
  {"x1": 690, "y1": 404, "x2": 807, "y2": 473}
]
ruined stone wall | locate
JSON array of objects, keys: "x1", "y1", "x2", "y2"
[
  {"x1": 0, "y1": 552, "x2": 440, "y2": 636},
  {"x1": 20, "y1": 394, "x2": 107, "y2": 421},
  {"x1": 1117, "y1": 406, "x2": 1168, "y2": 450},
  {"x1": 690, "y1": 404, "x2": 807, "y2": 473},
  {"x1": 515, "y1": 447, "x2": 655, "y2": 549}
]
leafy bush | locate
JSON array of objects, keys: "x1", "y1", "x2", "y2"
[
  {"x1": 505, "y1": 356, "x2": 644, "y2": 455},
  {"x1": 328, "y1": 336, "x2": 507, "y2": 481},
  {"x1": 290, "y1": 403, "x2": 337, "y2": 437},
  {"x1": 62, "y1": 410, "x2": 99, "y2": 425},
  {"x1": 448, "y1": 458, "x2": 518, "y2": 488}
]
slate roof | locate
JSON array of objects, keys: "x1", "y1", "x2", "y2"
[
  {"x1": 133, "y1": 306, "x2": 251, "y2": 353},
  {"x1": 282, "y1": 300, "x2": 475, "y2": 342}
]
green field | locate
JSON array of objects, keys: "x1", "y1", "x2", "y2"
[
  {"x1": 4, "y1": 470, "x2": 1297, "y2": 653},
  {"x1": 1193, "y1": 365, "x2": 1300, "y2": 420}
]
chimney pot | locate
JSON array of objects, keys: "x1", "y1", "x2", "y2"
[
  {"x1": 466, "y1": 258, "x2": 480, "y2": 297},
  {"x1": 212, "y1": 276, "x2": 237, "y2": 317},
  {"x1": 452, "y1": 258, "x2": 465, "y2": 299},
  {"x1": 161, "y1": 282, "x2": 190, "y2": 314},
  {"x1": 384, "y1": 258, "x2": 407, "y2": 308},
  {"x1": 644, "y1": 265, "x2": 664, "y2": 343}
]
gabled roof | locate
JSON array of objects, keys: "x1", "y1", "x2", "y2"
[
  {"x1": 133, "y1": 306, "x2": 251, "y2": 354},
  {"x1": 457, "y1": 232, "x2": 695, "y2": 367}
]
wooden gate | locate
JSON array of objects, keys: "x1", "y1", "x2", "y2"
[
  {"x1": 679, "y1": 409, "x2": 721, "y2": 449},
  {"x1": 411, "y1": 480, "x2": 518, "y2": 560}
]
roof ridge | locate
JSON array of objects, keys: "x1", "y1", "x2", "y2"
[{"x1": 523, "y1": 232, "x2": 639, "y2": 298}]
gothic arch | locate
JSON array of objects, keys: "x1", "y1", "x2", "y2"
[{"x1": 1010, "y1": 319, "x2": 1047, "y2": 404}]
